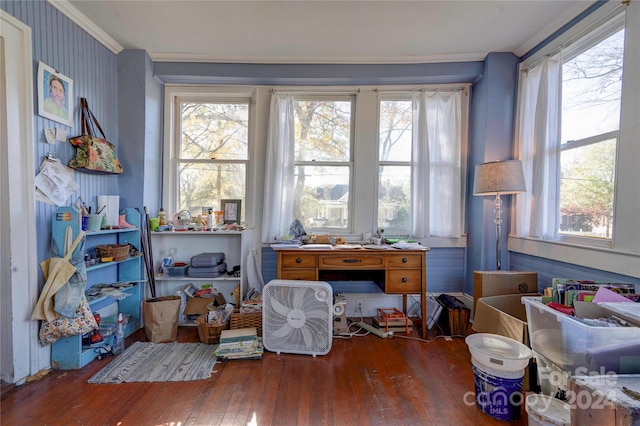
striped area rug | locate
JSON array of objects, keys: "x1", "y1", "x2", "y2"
[{"x1": 88, "y1": 341, "x2": 218, "y2": 384}]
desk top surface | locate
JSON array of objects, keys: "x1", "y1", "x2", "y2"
[{"x1": 273, "y1": 244, "x2": 429, "y2": 252}]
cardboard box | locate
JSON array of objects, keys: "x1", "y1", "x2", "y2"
[
  {"x1": 473, "y1": 293, "x2": 539, "y2": 391},
  {"x1": 183, "y1": 294, "x2": 226, "y2": 316},
  {"x1": 473, "y1": 271, "x2": 538, "y2": 316},
  {"x1": 472, "y1": 294, "x2": 537, "y2": 345},
  {"x1": 571, "y1": 375, "x2": 640, "y2": 426}
]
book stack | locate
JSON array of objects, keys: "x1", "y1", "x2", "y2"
[{"x1": 215, "y1": 327, "x2": 263, "y2": 360}]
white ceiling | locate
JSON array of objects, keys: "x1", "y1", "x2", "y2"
[{"x1": 55, "y1": 0, "x2": 595, "y2": 64}]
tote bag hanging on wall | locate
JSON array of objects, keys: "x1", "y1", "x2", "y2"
[{"x1": 68, "y1": 97, "x2": 124, "y2": 174}]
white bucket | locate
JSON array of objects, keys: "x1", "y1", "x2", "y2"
[
  {"x1": 465, "y1": 333, "x2": 532, "y2": 372},
  {"x1": 526, "y1": 393, "x2": 571, "y2": 426}
]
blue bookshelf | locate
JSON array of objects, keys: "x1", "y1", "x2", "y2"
[{"x1": 50, "y1": 207, "x2": 144, "y2": 370}]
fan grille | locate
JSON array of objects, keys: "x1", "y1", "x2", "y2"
[{"x1": 262, "y1": 280, "x2": 333, "y2": 356}]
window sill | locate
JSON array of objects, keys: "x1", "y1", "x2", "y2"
[{"x1": 508, "y1": 236, "x2": 640, "y2": 278}]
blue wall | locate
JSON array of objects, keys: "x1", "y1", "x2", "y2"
[
  {"x1": 466, "y1": 52, "x2": 520, "y2": 294},
  {"x1": 117, "y1": 49, "x2": 162, "y2": 214},
  {"x1": 2, "y1": 0, "x2": 119, "y2": 286},
  {"x1": 511, "y1": 253, "x2": 640, "y2": 291}
]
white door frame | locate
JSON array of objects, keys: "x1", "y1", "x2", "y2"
[{"x1": 1, "y1": 10, "x2": 43, "y2": 385}]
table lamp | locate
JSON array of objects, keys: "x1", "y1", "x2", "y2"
[{"x1": 473, "y1": 160, "x2": 526, "y2": 270}]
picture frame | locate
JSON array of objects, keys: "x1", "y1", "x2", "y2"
[
  {"x1": 37, "y1": 62, "x2": 74, "y2": 127},
  {"x1": 221, "y1": 199, "x2": 242, "y2": 224}
]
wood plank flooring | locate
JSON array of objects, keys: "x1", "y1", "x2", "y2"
[{"x1": 1, "y1": 323, "x2": 529, "y2": 425}]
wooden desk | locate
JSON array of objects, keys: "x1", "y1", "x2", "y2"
[{"x1": 276, "y1": 247, "x2": 428, "y2": 337}]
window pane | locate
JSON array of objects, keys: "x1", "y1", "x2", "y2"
[
  {"x1": 560, "y1": 138, "x2": 616, "y2": 238},
  {"x1": 379, "y1": 100, "x2": 412, "y2": 162},
  {"x1": 562, "y1": 29, "x2": 624, "y2": 143},
  {"x1": 180, "y1": 102, "x2": 249, "y2": 160},
  {"x1": 294, "y1": 165, "x2": 349, "y2": 229},
  {"x1": 293, "y1": 99, "x2": 351, "y2": 162},
  {"x1": 378, "y1": 165, "x2": 410, "y2": 230},
  {"x1": 178, "y1": 162, "x2": 245, "y2": 221}
]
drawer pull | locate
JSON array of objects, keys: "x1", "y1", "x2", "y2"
[
  {"x1": 296, "y1": 258, "x2": 302, "y2": 263},
  {"x1": 343, "y1": 259, "x2": 362, "y2": 263},
  {"x1": 402, "y1": 258, "x2": 408, "y2": 263},
  {"x1": 402, "y1": 277, "x2": 408, "y2": 283}
]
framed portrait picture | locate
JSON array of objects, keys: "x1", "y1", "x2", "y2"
[
  {"x1": 221, "y1": 199, "x2": 242, "y2": 224},
  {"x1": 37, "y1": 62, "x2": 74, "y2": 127}
]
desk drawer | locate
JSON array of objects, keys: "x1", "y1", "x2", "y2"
[
  {"x1": 387, "y1": 254, "x2": 422, "y2": 268},
  {"x1": 280, "y1": 269, "x2": 317, "y2": 281},
  {"x1": 319, "y1": 255, "x2": 384, "y2": 269},
  {"x1": 386, "y1": 269, "x2": 422, "y2": 293},
  {"x1": 280, "y1": 253, "x2": 317, "y2": 269}
]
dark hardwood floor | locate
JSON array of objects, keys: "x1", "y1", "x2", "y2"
[{"x1": 1, "y1": 321, "x2": 528, "y2": 425}]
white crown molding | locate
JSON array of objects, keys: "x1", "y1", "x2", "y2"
[
  {"x1": 514, "y1": 1, "x2": 596, "y2": 57},
  {"x1": 47, "y1": 0, "x2": 124, "y2": 54},
  {"x1": 149, "y1": 51, "x2": 487, "y2": 65}
]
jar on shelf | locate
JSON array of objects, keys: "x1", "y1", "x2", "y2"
[{"x1": 158, "y1": 208, "x2": 167, "y2": 226}]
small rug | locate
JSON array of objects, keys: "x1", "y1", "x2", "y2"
[{"x1": 88, "y1": 341, "x2": 218, "y2": 384}]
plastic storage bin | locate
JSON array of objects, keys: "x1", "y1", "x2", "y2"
[
  {"x1": 523, "y1": 297, "x2": 640, "y2": 375},
  {"x1": 165, "y1": 262, "x2": 188, "y2": 277},
  {"x1": 533, "y1": 350, "x2": 571, "y2": 397},
  {"x1": 525, "y1": 393, "x2": 571, "y2": 426}
]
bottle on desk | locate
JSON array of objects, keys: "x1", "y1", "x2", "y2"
[{"x1": 113, "y1": 313, "x2": 125, "y2": 355}]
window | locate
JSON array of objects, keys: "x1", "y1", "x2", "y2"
[
  {"x1": 263, "y1": 87, "x2": 467, "y2": 241},
  {"x1": 378, "y1": 98, "x2": 412, "y2": 233},
  {"x1": 292, "y1": 96, "x2": 353, "y2": 230},
  {"x1": 560, "y1": 27, "x2": 624, "y2": 240},
  {"x1": 514, "y1": 3, "x2": 639, "y2": 274},
  {"x1": 166, "y1": 85, "x2": 467, "y2": 243},
  {"x1": 165, "y1": 88, "x2": 251, "y2": 223}
]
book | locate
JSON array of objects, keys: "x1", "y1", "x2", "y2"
[
  {"x1": 181, "y1": 283, "x2": 196, "y2": 298},
  {"x1": 219, "y1": 327, "x2": 257, "y2": 344},
  {"x1": 215, "y1": 338, "x2": 261, "y2": 356}
]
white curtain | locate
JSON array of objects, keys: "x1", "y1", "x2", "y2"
[
  {"x1": 261, "y1": 92, "x2": 296, "y2": 243},
  {"x1": 514, "y1": 52, "x2": 562, "y2": 239},
  {"x1": 412, "y1": 90, "x2": 462, "y2": 238}
]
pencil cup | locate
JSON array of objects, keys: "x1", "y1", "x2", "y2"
[{"x1": 86, "y1": 214, "x2": 103, "y2": 232}]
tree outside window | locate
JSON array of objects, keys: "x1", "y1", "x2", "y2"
[{"x1": 560, "y1": 27, "x2": 624, "y2": 239}]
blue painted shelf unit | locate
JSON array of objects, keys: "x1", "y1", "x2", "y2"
[{"x1": 50, "y1": 207, "x2": 143, "y2": 370}]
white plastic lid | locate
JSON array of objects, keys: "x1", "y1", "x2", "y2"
[{"x1": 118, "y1": 312, "x2": 123, "y2": 322}]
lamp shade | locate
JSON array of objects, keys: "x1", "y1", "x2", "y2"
[{"x1": 473, "y1": 160, "x2": 526, "y2": 196}]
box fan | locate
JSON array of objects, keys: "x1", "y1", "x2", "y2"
[{"x1": 262, "y1": 280, "x2": 333, "y2": 357}]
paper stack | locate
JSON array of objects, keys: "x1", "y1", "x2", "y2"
[{"x1": 215, "y1": 327, "x2": 263, "y2": 360}]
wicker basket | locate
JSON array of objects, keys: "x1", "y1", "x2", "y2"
[
  {"x1": 230, "y1": 310, "x2": 262, "y2": 337},
  {"x1": 195, "y1": 315, "x2": 229, "y2": 344},
  {"x1": 95, "y1": 244, "x2": 130, "y2": 261}
]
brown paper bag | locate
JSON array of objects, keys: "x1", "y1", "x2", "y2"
[{"x1": 143, "y1": 296, "x2": 181, "y2": 343}]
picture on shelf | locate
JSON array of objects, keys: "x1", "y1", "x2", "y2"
[
  {"x1": 221, "y1": 199, "x2": 242, "y2": 224},
  {"x1": 37, "y1": 62, "x2": 74, "y2": 127}
]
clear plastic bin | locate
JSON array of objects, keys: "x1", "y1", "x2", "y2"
[
  {"x1": 533, "y1": 350, "x2": 571, "y2": 397},
  {"x1": 523, "y1": 297, "x2": 640, "y2": 375}
]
